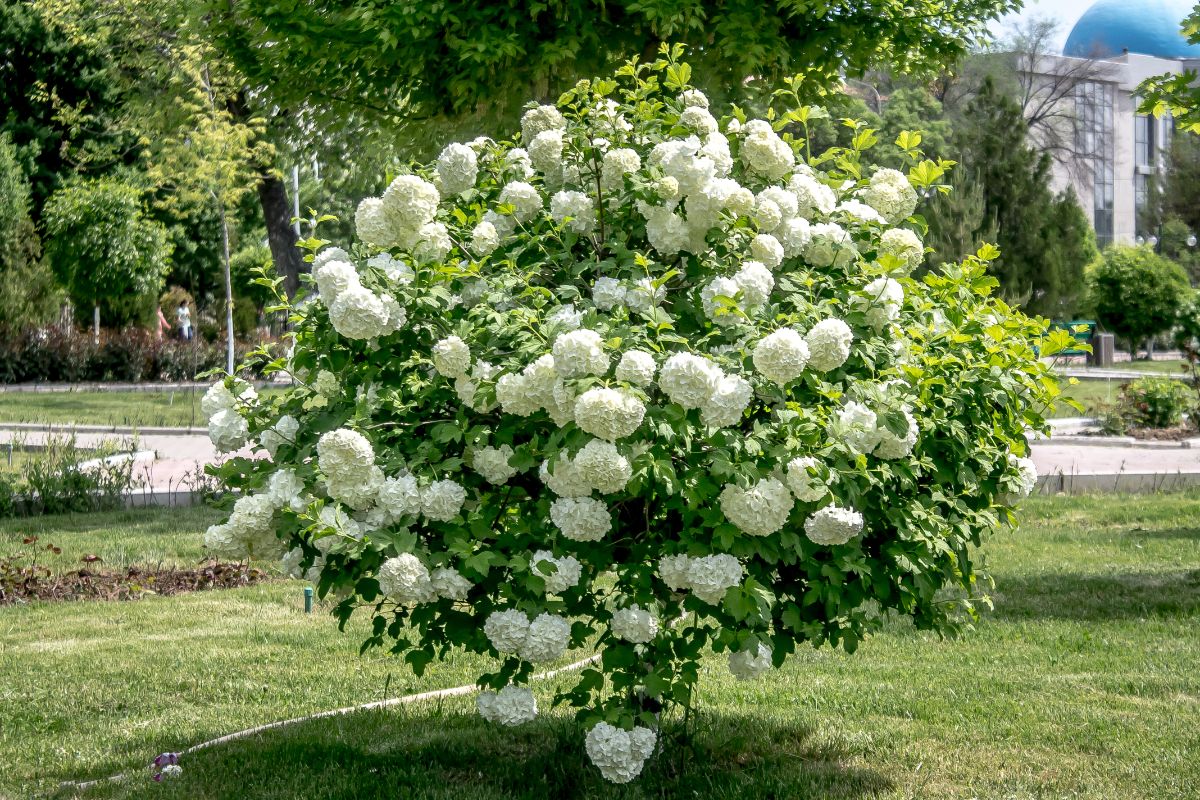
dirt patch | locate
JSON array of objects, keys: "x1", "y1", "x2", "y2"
[
  {"x1": 1126, "y1": 427, "x2": 1198, "y2": 442},
  {"x1": 0, "y1": 560, "x2": 269, "y2": 604}
]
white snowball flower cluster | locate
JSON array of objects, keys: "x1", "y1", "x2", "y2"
[
  {"x1": 430, "y1": 566, "x2": 472, "y2": 600},
  {"x1": 376, "y1": 553, "x2": 435, "y2": 603},
  {"x1": 879, "y1": 228, "x2": 925, "y2": 272},
  {"x1": 259, "y1": 414, "x2": 299, "y2": 459},
  {"x1": 498, "y1": 181, "x2": 544, "y2": 223},
  {"x1": 804, "y1": 318, "x2": 854, "y2": 372},
  {"x1": 204, "y1": 493, "x2": 281, "y2": 559},
  {"x1": 432, "y1": 335, "x2": 472, "y2": 378},
  {"x1": 750, "y1": 233, "x2": 784, "y2": 269},
  {"x1": 658, "y1": 553, "x2": 744, "y2": 603},
  {"x1": 659, "y1": 352, "x2": 721, "y2": 408},
  {"x1": 592, "y1": 277, "x2": 627, "y2": 310},
  {"x1": 531, "y1": 550, "x2": 582, "y2": 594},
  {"x1": 615, "y1": 350, "x2": 657, "y2": 386},
  {"x1": 473, "y1": 444, "x2": 517, "y2": 484},
  {"x1": 610, "y1": 604, "x2": 659, "y2": 643},
  {"x1": 585, "y1": 723, "x2": 657, "y2": 784},
  {"x1": 573, "y1": 439, "x2": 632, "y2": 494},
  {"x1": 550, "y1": 496, "x2": 612, "y2": 541},
  {"x1": 740, "y1": 119, "x2": 795, "y2": 180},
  {"x1": 719, "y1": 478, "x2": 794, "y2": 536},
  {"x1": 521, "y1": 104, "x2": 566, "y2": 141},
  {"x1": 873, "y1": 408, "x2": 919, "y2": 460},
  {"x1": 805, "y1": 222, "x2": 856, "y2": 267},
  {"x1": 853, "y1": 277, "x2": 904, "y2": 329},
  {"x1": 420, "y1": 479, "x2": 467, "y2": 522},
  {"x1": 1008, "y1": 454, "x2": 1039, "y2": 499},
  {"x1": 728, "y1": 642, "x2": 773, "y2": 680},
  {"x1": 550, "y1": 190, "x2": 595, "y2": 233},
  {"x1": 203, "y1": 380, "x2": 254, "y2": 453},
  {"x1": 860, "y1": 168, "x2": 919, "y2": 224},
  {"x1": 573, "y1": 387, "x2": 646, "y2": 441},
  {"x1": 477, "y1": 685, "x2": 537, "y2": 726},
  {"x1": 752, "y1": 328, "x2": 810, "y2": 385},
  {"x1": 601, "y1": 147, "x2": 641, "y2": 189},
  {"x1": 786, "y1": 457, "x2": 827, "y2": 502},
  {"x1": 435, "y1": 142, "x2": 479, "y2": 197},
  {"x1": 552, "y1": 329, "x2": 609, "y2": 378},
  {"x1": 804, "y1": 505, "x2": 865, "y2": 546}
]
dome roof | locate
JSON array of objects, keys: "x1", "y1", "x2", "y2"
[{"x1": 1064, "y1": 0, "x2": 1200, "y2": 59}]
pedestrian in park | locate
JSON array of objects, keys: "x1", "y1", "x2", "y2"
[
  {"x1": 176, "y1": 300, "x2": 193, "y2": 341},
  {"x1": 155, "y1": 305, "x2": 171, "y2": 340}
]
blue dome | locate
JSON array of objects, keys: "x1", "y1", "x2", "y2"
[{"x1": 1064, "y1": 0, "x2": 1200, "y2": 59}]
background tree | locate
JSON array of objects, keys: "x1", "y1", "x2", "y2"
[
  {"x1": 922, "y1": 166, "x2": 998, "y2": 273},
  {"x1": 1087, "y1": 245, "x2": 1190, "y2": 355},
  {"x1": 0, "y1": 133, "x2": 61, "y2": 333},
  {"x1": 207, "y1": 0, "x2": 1020, "y2": 138},
  {"x1": 42, "y1": 177, "x2": 172, "y2": 330}
]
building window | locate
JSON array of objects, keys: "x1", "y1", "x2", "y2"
[
  {"x1": 1134, "y1": 114, "x2": 1154, "y2": 168},
  {"x1": 1135, "y1": 172, "x2": 1148, "y2": 219},
  {"x1": 1076, "y1": 81, "x2": 1115, "y2": 246}
]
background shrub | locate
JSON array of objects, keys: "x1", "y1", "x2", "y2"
[
  {"x1": 1086, "y1": 245, "x2": 1190, "y2": 355},
  {"x1": 1119, "y1": 377, "x2": 1192, "y2": 429}
]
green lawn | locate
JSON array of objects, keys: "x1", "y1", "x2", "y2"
[
  {"x1": 1051, "y1": 378, "x2": 1121, "y2": 417},
  {"x1": 0, "y1": 390, "x2": 210, "y2": 428},
  {"x1": 2, "y1": 496, "x2": 1198, "y2": 799},
  {"x1": 1115, "y1": 358, "x2": 1190, "y2": 375}
]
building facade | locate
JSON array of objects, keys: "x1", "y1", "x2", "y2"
[{"x1": 1030, "y1": 0, "x2": 1200, "y2": 246}]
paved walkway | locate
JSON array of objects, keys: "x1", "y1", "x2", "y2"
[{"x1": 1057, "y1": 367, "x2": 1190, "y2": 381}]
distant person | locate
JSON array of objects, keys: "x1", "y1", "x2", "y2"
[
  {"x1": 155, "y1": 305, "x2": 171, "y2": 340},
  {"x1": 176, "y1": 300, "x2": 193, "y2": 341}
]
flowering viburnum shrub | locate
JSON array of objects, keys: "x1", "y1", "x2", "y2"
[{"x1": 204, "y1": 52, "x2": 1064, "y2": 784}]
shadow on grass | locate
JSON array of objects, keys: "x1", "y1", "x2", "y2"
[
  {"x1": 66, "y1": 707, "x2": 891, "y2": 800},
  {"x1": 994, "y1": 569, "x2": 1200, "y2": 621}
]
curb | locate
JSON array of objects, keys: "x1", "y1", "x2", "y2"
[
  {"x1": 0, "y1": 422, "x2": 202, "y2": 436},
  {"x1": 0, "y1": 381, "x2": 292, "y2": 394}
]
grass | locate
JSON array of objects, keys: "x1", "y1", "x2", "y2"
[
  {"x1": 0, "y1": 390, "x2": 210, "y2": 429},
  {"x1": 1051, "y1": 378, "x2": 1121, "y2": 418},
  {"x1": 2, "y1": 496, "x2": 1198, "y2": 799},
  {"x1": 1114, "y1": 358, "x2": 1190, "y2": 375}
]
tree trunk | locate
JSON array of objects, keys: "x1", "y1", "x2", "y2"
[
  {"x1": 258, "y1": 172, "x2": 306, "y2": 298},
  {"x1": 216, "y1": 192, "x2": 236, "y2": 375}
]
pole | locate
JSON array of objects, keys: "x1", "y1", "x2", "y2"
[
  {"x1": 292, "y1": 165, "x2": 301, "y2": 238},
  {"x1": 215, "y1": 191, "x2": 235, "y2": 376},
  {"x1": 93, "y1": 305, "x2": 100, "y2": 343}
]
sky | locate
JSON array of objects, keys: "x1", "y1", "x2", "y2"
[{"x1": 993, "y1": 0, "x2": 1098, "y2": 49}]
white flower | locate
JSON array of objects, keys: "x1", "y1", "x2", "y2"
[
  {"x1": 805, "y1": 318, "x2": 853, "y2": 372},
  {"x1": 430, "y1": 566, "x2": 472, "y2": 600},
  {"x1": 473, "y1": 444, "x2": 517, "y2": 484},
  {"x1": 435, "y1": 142, "x2": 479, "y2": 196},
  {"x1": 550, "y1": 190, "x2": 595, "y2": 234},
  {"x1": 503, "y1": 148, "x2": 535, "y2": 180},
  {"x1": 601, "y1": 148, "x2": 640, "y2": 190},
  {"x1": 521, "y1": 104, "x2": 566, "y2": 142},
  {"x1": 861, "y1": 168, "x2": 918, "y2": 224},
  {"x1": 790, "y1": 173, "x2": 837, "y2": 218},
  {"x1": 531, "y1": 550, "x2": 582, "y2": 595},
  {"x1": 381, "y1": 174, "x2": 440, "y2": 233},
  {"x1": 326, "y1": 464, "x2": 383, "y2": 511},
  {"x1": 754, "y1": 197, "x2": 782, "y2": 232},
  {"x1": 377, "y1": 475, "x2": 421, "y2": 519},
  {"x1": 201, "y1": 380, "x2": 255, "y2": 420},
  {"x1": 498, "y1": 181, "x2": 543, "y2": 223},
  {"x1": 495, "y1": 373, "x2": 541, "y2": 417},
  {"x1": 659, "y1": 352, "x2": 722, "y2": 409},
  {"x1": 642, "y1": 205, "x2": 690, "y2": 256},
  {"x1": 741, "y1": 120, "x2": 795, "y2": 180},
  {"x1": 455, "y1": 359, "x2": 499, "y2": 411},
  {"x1": 651, "y1": 136, "x2": 715, "y2": 196},
  {"x1": 611, "y1": 604, "x2": 659, "y2": 643},
  {"x1": 658, "y1": 554, "x2": 692, "y2": 592},
  {"x1": 837, "y1": 401, "x2": 881, "y2": 455},
  {"x1": 266, "y1": 468, "x2": 307, "y2": 512},
  {"x1": 329, "y1": 285, "x2": 390, "y2": 340},
  {"x1": 728, "y1": 642, "x2": 773, "y2": 680},
  {"x1": 207, "y1": 408, "x2": 249, "y2": 453},
  {"x1": 573, "y1": 439, "x2": 632, "y2": 494},
  {"x1": 680, "y1": 106, "x2": 718, "y2": 135},
  {"x1": 836, "y1": 199, "x2": 886, "y2": 224},
  {"x1": 703, "y1": 133, "x2": 733, "y2": 176},
  {"x1": 852, "y1": 277, "x2": 904, "y2": 329},
  {"x1": 477, "y1": 685, "x2": 537, "y2": 726},
  {"x1": 377, "y1": 554, "x2": 435, "y2": 603},
  {"x1": 805, "y1": 222, "x2": 856, "y2": 267},
  {"x1": 777, "y1": 217, "x2": 812, "y2": 258},
  {"x1": 519, "y1": 612, "x2": 571, "y2": 662},
  {"x1": 873, "y1": 408, "x2": 918, "y2": 460},
  {"x1": 750, "y1": 234, "x2": 784, "y2": 270},
  {"x1": 680, "y1": 88, "x2": 709, "y2": 108},
  {"x1": 280, "y1": 546, "x2": 305, "y2": 579},
  {"x1": 700, "y1": 373, "x2": 753, "y2": 428},
  {"x1": 421, "y1": 479, "x2": 467, "y2": 522},
  {"x1": 879, "y1": 228, "x2": 924, "y2": 272},
  {"x1": 752, "y1": 328, "x2": 809, "y2": 385},
  {"x1": 432, "y1": 335, "x2": 472, "y2": 378},
  {"x1": 585, "y1": 723, "x2": 657, "y2": 784},
  {"x1": 529, "y1": 129, "x2": 565, "y2": 175},
  {"x1": 551, "y1": 329, "x2": 609, "y2": 378},
  {"x1": 686, "y1": 554, "x2": 744, "y2": 604},
  {"x1": 471, "y1": 220, "x2": 501, "y2": 257},
  {"x1": 549, "y1": 496, "x2": 611, "y2": 541},
  {"x1": 625, "y1": 277, "x2": 665, "y2": 313},
  {"x1": 733, "y1": 260, "x2": 774, "y2": 308},
  {"x1": 592, "y1": 277, "x2": 627, "y2": 310},
  {"x1": 355, "y1": 197, "x2": 393, "y2": 248},
  {"x1": 615, "y1": 350, "x2": 657, "y2": 387},
  {"x1": 785, "y1": 457, "x2": 827, "y2": 503},
  {"x1": 1008, "y1": 454, "x2": 1039, "y2": 499},
  {"x1": 719, "y1": 478, "x2": 794, "y2": 537},
  {"x1": 804, "y1": 505, "x2": 864, "y2": 546},
  {"x1": 701, "y1": 276, "x2": 742, "y2": 327},
  {"x1": 539, "y1": 453, "x2": 591, "y2": 498},
  {"x1": 317, "y1": 429, "x2": 375, "y2": 484},
  {"x1": 314, "y1": 259, "x2": 360, "y2": 305},
  {"x1": 412, "y1": 221, "x2": 453, "y2": 264},
  {"x1": 369, "y1": 252, "x2": 415, "y2": 285},
  {"x1": 484, "y1": 609, "x2": 531, "y2": 653}
]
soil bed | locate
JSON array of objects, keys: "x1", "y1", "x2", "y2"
[{"x1": 0, "y1": 560, "x2": 268, "y2": 604}]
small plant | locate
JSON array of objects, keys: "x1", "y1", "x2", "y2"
[
  {"x1": 1118, "y1": 377, "x2": 1192, "y2": 429},
  {"x1": 0, "y1": 436, "x2": 143, "y2": 518}
]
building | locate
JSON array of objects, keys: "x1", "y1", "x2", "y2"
[{"x1": 1028, "y1": 0, "x2": 1200, "y2": 246}]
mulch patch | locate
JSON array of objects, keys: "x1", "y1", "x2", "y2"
[
  {"x1": 0, "y1": 561, "x2": 269, "y2": 604},
  {"x1": 1126, "y1": 426, "x2": 1198, "y2": 442}
]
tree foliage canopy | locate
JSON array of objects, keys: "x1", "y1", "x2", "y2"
[
  {"x1": 1139, "y1": 4, "x2": 1200, "y2": 133},
  {"x1": 207, "y1": 0, "x2": 1019, "y2": 126},
  {"x1": 1087, "y1": 245, "x2": 1190, "y2": 352}
]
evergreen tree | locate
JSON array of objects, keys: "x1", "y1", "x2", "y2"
[
  {"x1": 922, "y1": 166, "x2": 996, "y2": 273},
  {"x1": 0, "y1": 133, "x2": 61, "y2": 333}
]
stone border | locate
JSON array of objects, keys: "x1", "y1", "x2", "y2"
[{"x1": 0, "y1": 422, "x2": 201, "y2": 436}]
